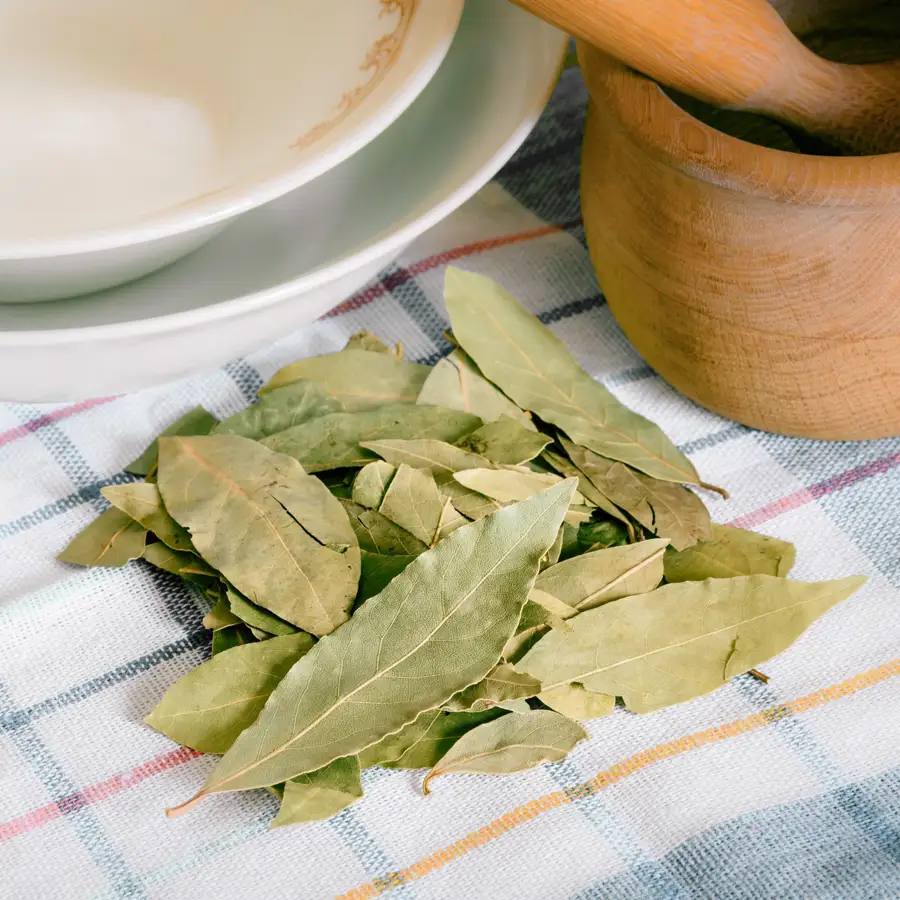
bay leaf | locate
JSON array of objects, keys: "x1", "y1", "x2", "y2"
[
  {"x1": 228, "y1": 589, "x2": 298, "y2": 637},
  {"x1": 557, "y1": 522, "x2": 582, "y2": 562},
  {"x1": 454, "y1": 468, "x2": 585, "y2": 508},
  {"x1": 423, "y1": 710, "x2": 587, "y2": 793},
  {"x1": 125, "y1": 406, "x2": 218, "y2": 477},
  {"x1": 518, "y1": 574, "x2": 866, "y2": 713},
  {"x1": 262, "y1": 405, "x2": 482, "y2": 473},
  {"x1": 443, "y1": 267, "x2": 708, "y2": 489},
  {"x1": 100, "y1": 483, "x2": 193, "y2": 553},
  {"x1": 444, "y1": 664, "x2": 541, "y2": 713},
  {"x1": 146, "y1": 632, "x2": 314, "y2": 753},
  {"x1": 378, "y1": 464, "x2": 446, "y2": 546},
  {"x1": 527, "y1": 588, "x2": 579, "y2": 621},
  {"x1": 359, "y1": 709, "x2": 504, "y2": 770},
  {"x1": 211, "y1": 381, "x2": 341, "y2": 441},
  {"x1": 271, "y1": 757, "x2": 363, "y2": 829},
  {"x1": 157, "y1": 435, "x2": 360, "y2": 636},
  {"x1": 457, "y1": 418, "x2": 551, "y2": 466},
  {"x1": 538, "y1": 684, "x2": 614, "y2": 720},
  {"x1": 340, "y1": 499, "x2": 428, "y2": 556},
  {"x1": 142, "y1": 543, "x2": 220, "y2": 583},
  {"x1": 351, "y1": 461, "x2": 396, "y2": 509},
  {"x1": 203, "y1": 598, "x2": 242, "y2": 631},
  {"x1": 577, "y1": 518, "x2": 631, "y2": 551},
  {"x1": 417, "y1": 348, "x2": 534, "y2": 428},
  {"x1": 212, "y1": 624, "x2": 257, "y2": 655},
  {"x1": 260, "y1": 349, "x2": 429, "y2": 409},
  {"x1": 535, "y1": 539, "x2": 668, "y2": 611},
  {"x1": 167, "y1": 481, "x2": 575, "y2": 811},
  {"x1": 357, "y1": 551, "x2": 416, "y2": 604},
  {"x1": 664, "y1": 524, "x2": 796, "y2": 583},
  {"x1": 249, "y1": 627, "x2": 274, "y2": 641},
  {"x1": 541, "y1": 526, "x2": 565, "y2": 571},
  {"x1": 566, "y1": 443, "x2": 711, "y2": 551},
  {"x1": 343, "y1": 331, "x2": 392, "y2": 355},
  {"x1": 435, "y1": 497, "x2": 468, "y2": 543},
  {"x1": 502, "y1": 600, "x2": 563, "y2": 664},
  {"x1": 58, "y1": 508, "x2": 147, "y2": 568}
]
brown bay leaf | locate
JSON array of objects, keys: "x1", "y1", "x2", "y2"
[
  {"x1": 664, "y1": 524, "x2": 796, "y2": 583},
  {"x1": 566, "y1": 442, "x2": 711, "y2": 551},
  {"x1": 443, "y1": 267, "x2": 713, "y2": 490},
  {"x1": 58, "y1": 508, "x2": 147, "y2": 568},
  {"x1": 271, "y1": 757, "x2": 363, "y2": 829},
  {"x1": 417, "y1": 348, "x2": 534, "y2": 428},
  {"x1": 423, "y1": 710, "x2": 587, "y2": 793},
  {"x1": 378, "y1": 464, "x2": 446, "y2": 546},
  {"x1": 146, "y1": 632, "x2": 314, "y2": 753},
  {"x1": 100, "y1": 483, "x2": 193, "y2": 553},
  {"x1": 518, "y1": 575, "x2": 866, "y2": 713},
  {"x1": 167, "y1": 481, "x2": 575, "y2": 812},
  {"x1": 351, "y1": 461, "x2": 396, "y2": 509},
  {"x1": 125, "y1": 406, "x2": 218, "y2": 477},
  {"x1": 260, "y1": 349, "x2": 429, "y2": 409},
  {"x1": 157, "y1": 435, "x2": 359, "y2": 636},
  {"x1": 212, "y1": 381, "x2": 341, "y2": 441},
  {"x1": 535, "y1": 539, "x2": 668, "y2": 611},
  {"x1": 261, "y1": 405, "x2": 482, "y2": 473},
  {"x1": 457, "y1": 417, "x2": 551, "y2": 466}
]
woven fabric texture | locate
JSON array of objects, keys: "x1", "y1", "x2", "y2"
[{"x1": 0, "y1": 67, "x2": 898, "y2": 900}]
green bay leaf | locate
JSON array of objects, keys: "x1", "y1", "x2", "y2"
[
  {"x1": 417, "y1": 348, "x2": 535, "y2": 428},
  {"x1": 125, "y1": 406, "x2": 218, "y2": 477},
  {"x1": 443, "y1": 267, "x2": 706, "y2": 488},
  {"x1": 212, "y1": 624, "x2": 256, "y2": 655},
  {"x1": 423, "y1": 710, "x2": 587, "y2": 793},
  {"x1": 100, "y1": 483, "x2": 193, "y2": 552},
  {"x1": 260, "y1": 349, "x2": 429, "y2": 409},
  {"x1": 58, "y1": 508, "x2": 147, "y2": 568},
  {"x1": 212, "y1": 381, "x2": 341, "y2": 441},
  {"x1": 167, "y1": 480, "x2": 575, "y2": 811},
  {"x1": 519, "y1": 574, "x2": 866, "y2": 713},
  {"x1": 146, "y1": 632, "x2": 314, "y2": 753},
  {"x1": 357, "y1": 551, "x2": 417, "y2": 604},
  {"x1": 157, "y1": 435, "x2": 359, "y2": 636},
  {"x1": 227, "y1": 589, "x2": 298, "y2": 637},
  {"x1": 271, "y1": 757, "x2": 363, "y2": 829},
  {"x1": 262, "y1": 405, "x2": 482, "y2": 473},
  {"x1": 535, "y1": 539, "x2": 668, "y2": 611},
  {"x1": 664, "y1": 524, "x2": 796, "y2": 583},
  {"x1": 457, "y1": 418, "x2": 550, "y2": 466}
]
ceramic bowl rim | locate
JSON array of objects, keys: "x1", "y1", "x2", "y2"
[
  {"x1": 578, "y1": 42, "x2": 900, "y2": 208},
  {"x1": 0, "y1": 0, "x2": 463, "y2": 261}
]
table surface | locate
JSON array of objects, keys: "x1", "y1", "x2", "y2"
[{"x1": 0, "y1": 64, "x2": 897, "y2": 900}]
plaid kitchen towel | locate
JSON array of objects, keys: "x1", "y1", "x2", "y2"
[{"x1": 0, "y1": 66, "x2": 898, "y2": 900}]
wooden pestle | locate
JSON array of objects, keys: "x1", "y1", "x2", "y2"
[{"x1": 513, "y1": 0, "x2": 900, "y2": 155}]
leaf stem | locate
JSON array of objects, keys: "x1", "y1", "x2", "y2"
[
  {"x1": 748, "y1": 668, "x2": 770, "y2": 684},
  {"x1": 698, "y1": 481, "x2": 729, "y2": 499}
]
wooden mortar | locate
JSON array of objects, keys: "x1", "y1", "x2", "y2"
[{"x1": 578, "y1": 14, "x2": 900, "y2": 439}]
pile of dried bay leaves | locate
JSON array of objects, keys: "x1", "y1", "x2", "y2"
[{"x1": 59, "y1": 268, "x2": 865, "y2": 828}]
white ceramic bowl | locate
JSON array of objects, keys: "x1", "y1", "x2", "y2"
[
  {"x1": 0, "y1": 0, "x2": 462, "y2": 302},
  {"x1": 0, "y1": 1, "x2": 567, "y2": 401}
]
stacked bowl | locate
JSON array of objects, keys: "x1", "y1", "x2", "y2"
[{"x1": 0, "y1": 0, "x2": 567, "y2": 401}]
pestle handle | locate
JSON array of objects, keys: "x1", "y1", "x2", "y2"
[{"x1": 513, "y1": 0, "x2": 900, "y2": 155}]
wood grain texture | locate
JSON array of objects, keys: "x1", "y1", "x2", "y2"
[
  {"x1": 577, "y1": 41, "x2": 900, "y2": 440},
  {"x1": 512, "y1": 0, "x2": 900, "y2": 154}
]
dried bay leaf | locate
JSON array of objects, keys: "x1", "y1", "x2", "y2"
[
  {"x1": 203, "y1": 599, "x2": 241, "y2": 631},
  {"x1": 212, "y1": 624, "x2": 257, "y2": 655},
  {"x1": 566, "y1": 443, "x2": 711, "y2": 551},
  {"x1": 125, "y1": 406, "x2": 218, "y2": 477},
  {"x1": 146, "y1": 632, "x2": 314, "y2": 754},
  {"x1": 423, "y1": 710, "x2": 587, "y2": 793},
  {"x1": 444, "y1": 664, "x2": 542, "y2": 713},
  {"x1": 577, "y1": 518, "x2": 631, "y2": 551},
  {"x1": 454, "y1": 468, "x2": 585, "y2": 509},
  {"x1": 260, "y1": 349, "x2": 429, "y2": 409},
  {"x1": 417, "y1": 348, "x2": 534, "y2": 428},
  {"x1": 359, "y1": 709, "x2": 503, "y2": 770},
  {"x1": 357, "y1": 551, "x2": 416, "y2": 604},
  {"x1": 535, "y1": 539, "x2": 668, "y2": 611},
  {"x1": 142, "y1": 543, "x2": 219, "y2": 583},
  {"x1": 58, "y1": 508, "x2": 147, "y2": 568},
  {"x1": 378, "y1": 464, "x2": 446, "y2": 546},
  {"x1": 538, "y1": 684, "x2": 614, "y2": 720},
  {"x1": 443, "y1": 267, "x2": 710, "y2": 489},
  {"x1": 351, "y1": 461, "x2": 396, "y2": 509},
  {"x1": 100, "y1": 483, "x2": 193, "y2": 553},
  {"x1": 167, "y1": 481, "x2": 575, "y2": 811},
  {"x1": 262, "y1": 405, "x2": 482, "y2": 473},
  {"x1": 457, "y1": 418, "x2": 551, "y2": 466},
  {"x1": 527, "y1": 588, "x2": 579, "y2": 621},
  {"x1": 343, "y1": 331, "x2": 392, "y2": 355},
  {"x1": 157, "y1": 435, "x2": 359, "y2": 636},
  {"x1": 502, "y1": 600, "x2": 563, "y2": 664},
  {"x1": 664, "y1": 524, "x2": 796, "y2": 583},
  {"x1": 519, "y1": 575, "x2": 866, "y2": 713},
  {"x1": 271, "y1": 757, "x2": 363, "y2": 829},
  {"x1": 341, "y1": 501, "x2": 428, "y2": 556},
  {"x1": 212, "y1": 381, "x2": 341, "y2": 441},
  {"x1": 228, "y1": 589, "x2": 298, "y2": 637}
]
